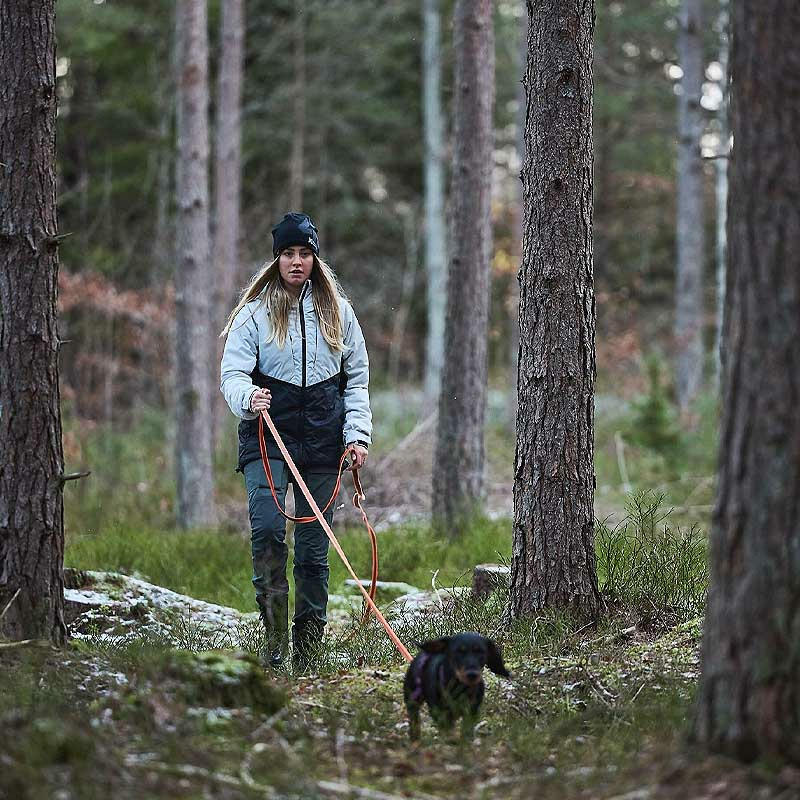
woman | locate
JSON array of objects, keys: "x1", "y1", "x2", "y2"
[{"x1": 220, "y1": 212, "x2": 372, "y2": 671}]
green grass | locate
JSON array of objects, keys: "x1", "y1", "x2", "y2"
[
  {"x1": 65, "y1": 523, "x2": 255, "y2": 611},
  {"x1": 65, "y1": 514, "x2": 511, "y2": 613},
  {"x1": 63, "y1": 375, "x2": 716, "y2": 619}
]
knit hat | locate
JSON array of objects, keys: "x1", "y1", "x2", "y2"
[{"x1": 271, "y1": 212, "x2": 320, "y2": 257}]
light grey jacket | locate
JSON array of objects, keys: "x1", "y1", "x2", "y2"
[{"x1": 219, "y1": 280, "x2": 372, "y2": 446}]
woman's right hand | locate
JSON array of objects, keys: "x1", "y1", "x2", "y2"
[{"x1": 249, "y1": 387, "x2": 271, "y2": 413}]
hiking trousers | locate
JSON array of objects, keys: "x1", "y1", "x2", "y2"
[{"x1": 243, "y1": 457, "x2": 337, "y2": 631}]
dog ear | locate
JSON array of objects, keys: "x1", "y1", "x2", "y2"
[
  {"x1": 416, "y1": 637, "x2": 451, "y2": 654},
  {"x1": 484, "y1": 637, "x2": 510, "y2": 677}
]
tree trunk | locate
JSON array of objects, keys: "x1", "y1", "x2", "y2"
[
  {"x1": 0, "y1": 0, "x2": 67, "y2": 644},
  {"x1": 431, "y1": 0, "x2": 494, "y2": 531},
  {"x1": 212, "y1": 0, "x2": 245, "y2": 442},
  {"x1": 510, "y1": 0, "x2": 600, "y2": 620},
  {"x1": 152, "y1": 9, "x2": 181, "y2": 288},
  {"x1": 674, "y1": 0, "x2": 706, "y2": 415},
  {"x1": 422, "y1": 0, "x2": 447, "y2": 406},
  {"x1": 692, "y1": 1, "x2": 800, "y2": 764},
  {"x1": 507, "y1": 3, "x2": 528, "y2": 432},
  {"x1": 713, "y1": 0, "x2": 729, "y2": 390},
  {"x1": 175, "y1": 0, "x2": 216, "y2": 528},
  {"x1": 288, "y1": 0, "x2": 306, "y2": 211},
  {"x1": 388, "y1": 205, "x2": 420, "y2": 386}
]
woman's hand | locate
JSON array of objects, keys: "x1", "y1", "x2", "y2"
[
  {"x1": 346, "y1": 443, "x2": 368, "y2": 470},
  {"x1": 249, "y1": 387, "x2": 271, "y2": 413}
]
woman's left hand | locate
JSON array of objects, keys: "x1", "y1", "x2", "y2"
[{"x1": 347, "y1": 443, "x2": 368, "y2": 470}]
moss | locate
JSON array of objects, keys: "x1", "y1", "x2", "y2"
[{"x1": 164, "y1": 650, "x2": 286, "y2": 713}]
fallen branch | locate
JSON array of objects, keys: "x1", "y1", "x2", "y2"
[
  {"x1": 296, "y1": 699, "x2": 353, "y2": 716},
  {"x1": 0, "y1": 588, "x2": 21, "y2": 621},
  {"x1": 579, "y1": 663, "x2": 617, "y2": 708},
  {"x1": 317, "y1": 780, "x2": 441, "y2": 800},
  {"x1": 238, "y1": 742, "x2": 279, "y2": 797},
  {"x1": 124, "y1": 755, "x2": 266, "y2": 794},
  {"x1": 0, "y1": 639, "x2": 40, "y2": 650},
  {"x1": 373, "y1": 412, "x2": 436, "y2": 473},
  {"x1": 630, "y1": 682, "x2": 647, "y2": 704},
  {"x1": 605, "y1": 788, "x2": 656, "y2": 800}
]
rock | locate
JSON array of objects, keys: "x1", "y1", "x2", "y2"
[
  {"x1": 343, "y1": 579, "x2": 421, "y2": 601},
  {"x1": 471, "y1": 563, "x2": 510, "y2": 599},
  {"x1": 63, "y1": 570, "x2": 259, "y2": 646},
  {"x1": 165, "y1": 650, "x2": 285, "y2": 712},
  {"x1": 389, "y1": 587, "x2": 472, "y2": 620},
  {"x1": 64, "y1": 588, "x2": 124, "y2": 625}
]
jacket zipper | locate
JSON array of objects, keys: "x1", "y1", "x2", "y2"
[
  {"x1": 299, "y1": 286, "x2": 307, "y2": 388},
  {"x1": 299, "y1": 284, "x2": 308, "y2": 464}
]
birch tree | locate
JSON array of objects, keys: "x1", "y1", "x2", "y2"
[
  {"x1": 422, "y1": 0, "x2": 447, "y2": 404},
  {"x1": 712, "y1": 0, "x2": 729, "y2": 389},
  {"x1": 674, "y1": 0, "x2": 706, "y2": 414}
]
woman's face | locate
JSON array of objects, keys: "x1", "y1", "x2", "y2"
[{"x1": 278, "y1": 246, "x2": 315, "y2": 294}]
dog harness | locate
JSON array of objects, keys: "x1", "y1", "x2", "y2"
[
  {"x1": 409, "y1": 653, "x2": 431, "y2": 703},
  {"x1": 409, "y1": 653, "x2": 449, "y2": 703}
]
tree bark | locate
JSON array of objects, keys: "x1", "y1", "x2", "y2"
[
  {"x1": 0, "y1": 0, "x2": 67, "y2": 643},
  {"x1": 213, "y1": 0, "x2": 245, "y2": 441},
  {"x1": 422, "y1": 0, "x2": 447, "y2": 406},
  {"x1": 288, "y1": 0, "x2": 306, "y2": 211},
  {"x1": 152, "y1": 7, "x2": 181, "y2": 288},
  {"x1": 510, "y1": 0, "x2": 600, "y2": 620},
  {"x1": 692, "y1": 1, "x2": 800, "y2": 763},
  {"x1": 507, "y1": 3, "x2": 528, "y2": 432},
  {"x1": 175, "y1": 0, "x2": 216, "y2": 528},
  {"x1": 712, "y1": 0, "x2": 729, "y2": 390},
  {"x1": 674, "y1": 0, "x2": 706, "y2": 415},
  {"x1": 431, "y1": 0, "x2": 494, "y2": 531}
]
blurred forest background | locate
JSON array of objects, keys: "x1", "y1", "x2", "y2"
[{"x1": 57, "y1": 0, "x2": 727, "y2": 542}]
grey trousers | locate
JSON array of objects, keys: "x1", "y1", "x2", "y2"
[{"x1": 243, "y1": 458, "x2": 337, "y2": 628}]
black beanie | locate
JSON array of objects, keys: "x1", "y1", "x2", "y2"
[{"x1": 271, "y1": 212, "x2": 320, "y2": 257}]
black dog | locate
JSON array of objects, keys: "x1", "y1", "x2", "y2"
[{"x1": 403, "y1": 632, "x2": 510, "y2": 741}]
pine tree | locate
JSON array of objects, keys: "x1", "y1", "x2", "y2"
[
  {"x1": 510, "y1": 0, "x2": 600, "y2": 619},
  {"x1": 432, "y1": 0, "x2": 494, "y2": 531},
  {"x1": 692, "y1": 1, "x2": 800, "y2": 763},
  {"x1": 0, "y1": 0, "x2": 67, "y2": 643},
  {"x1": 175, "y1": 0, "x2": 216, "y2": 527}
]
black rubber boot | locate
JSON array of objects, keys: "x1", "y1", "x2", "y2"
[
  {"x1": 256, "y1": 594, "x2": 289, "y2": 668},
  {"x1": 291, "y1": 619, "x2": 324, "y2": 674}
]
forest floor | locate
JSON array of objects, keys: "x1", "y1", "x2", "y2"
[
  {"x1": 34, "y1": 377, "x2": 740, "y2": 799},
  {"x1": 3, "y1": 592, "x2": 799, "y2": 800}
]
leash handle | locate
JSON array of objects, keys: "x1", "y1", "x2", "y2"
[{"x1": 258, "y1": 412, "x2": 405, "y2": 654}]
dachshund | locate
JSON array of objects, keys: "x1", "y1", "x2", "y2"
[{"x1": 403, "y1": 632, "x2": 510, "y2": 741}]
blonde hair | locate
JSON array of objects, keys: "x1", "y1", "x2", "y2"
[{"x1": 220, "y1": 254, "x2": 346, "y2": 352}]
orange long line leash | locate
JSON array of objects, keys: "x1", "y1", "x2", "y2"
[{"x1": 257, "y1": 411, "x2": 412, "y2": 663}]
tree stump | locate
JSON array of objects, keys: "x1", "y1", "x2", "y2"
[{"x1": 471, "y1": 564, "x2": 510, "y2": 599}]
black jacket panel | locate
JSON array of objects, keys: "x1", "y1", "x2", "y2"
[{"x1": 237, "y1": 371, "x2": 345, "y2": 472}]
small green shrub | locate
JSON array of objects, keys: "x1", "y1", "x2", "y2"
[
  {"x1": 625, "y1": 355, "x2": 684, "y2": 470},
  {"x1": 596, "y1": 491, "x2": 708, "y2": 626}
]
